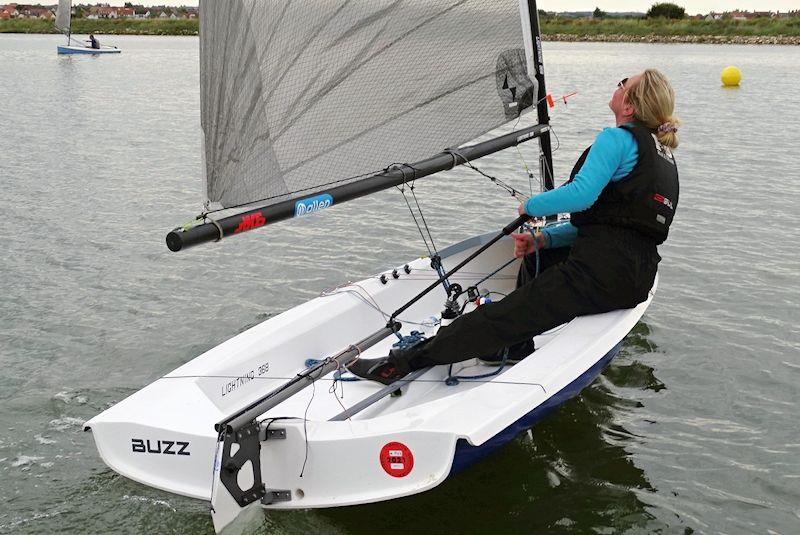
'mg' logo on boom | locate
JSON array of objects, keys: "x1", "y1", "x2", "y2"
[{"x1": 233, "y1": 212, "x2": 267, "y2": 233}]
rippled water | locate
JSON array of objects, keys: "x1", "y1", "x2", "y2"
[{"x1": 1, "y1": 35, "x2": 798, "y2": 534}]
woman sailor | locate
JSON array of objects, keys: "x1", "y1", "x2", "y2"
[{"x1": 349, "y1": 69, "x2": 681, "y2": 384}]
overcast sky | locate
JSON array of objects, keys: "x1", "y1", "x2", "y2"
[{"x1": 106, "y1": 2, "x2": 798, "y2": 15}]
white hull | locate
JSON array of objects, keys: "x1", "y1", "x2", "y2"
[
  {"x1": 57, "y1": 45, "x2": 120, "y2": 55},
  {"x1": 84, "y1": 231, "x2": 654, "y2": 528}
]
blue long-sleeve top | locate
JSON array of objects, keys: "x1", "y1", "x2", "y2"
[{"x1": 524, "y1": 126, "x2": 639, "y2": 248}]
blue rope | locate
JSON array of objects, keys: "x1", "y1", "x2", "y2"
[
  {"x1": 392, "y1": 330, "x2": 427, "y2": 350},
  {"x1": 445, "y1": 347, "x2": 509, "y2": 385},
  {"x1": 444, "y1": 227, "x2": 542, "y2": 387},
  {"x1": 526, "y1": 225, "x2": 541, "y2": 278}
]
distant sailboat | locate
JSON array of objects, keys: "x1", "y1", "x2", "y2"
[{"x1": 54, "y1": 0, "x2": 120, "y2": 55}]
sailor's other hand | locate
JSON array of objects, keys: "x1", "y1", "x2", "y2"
[
  {"x1": 511, "y1": 233, "x2": 535, "y2": 258},
  {"x1": 517, "y1": 203, "x2": 527, "y2": 216}
]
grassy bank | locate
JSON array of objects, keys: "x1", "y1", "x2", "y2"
[
  {"x1": 0, "y1": 18, "x2": 198, "y2": 35},
  {"x1": 541, "y1": 17, "x2": 800, "y2": 38},
  {"x1": 2, "y1": 16, "x2": 799, "y2": 41}
]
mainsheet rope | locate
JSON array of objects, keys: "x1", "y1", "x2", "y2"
[{"x1": 393, "y1": 162, "x2": 452, "y2": 298}]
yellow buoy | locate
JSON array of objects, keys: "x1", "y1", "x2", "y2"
[{"x1": 721, "y1": 66, "x2": 742, "y2": 87}]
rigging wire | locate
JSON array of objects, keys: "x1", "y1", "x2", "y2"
[
  {"x1": 511, "y1": 109, "x2": 540, "y2": 196},
  {"x1": 445, "y1": 147, "x2": 527, "y2": 202},
  {"x1": 391, "y1": 163, "x2": 438, "y2": 258},
  {"x1": 299, "y1": 373, "x2": 315, "y2": 477},
  {"x1": 511, "y1": 92, "x2": 566, "y2": 195},
  {"x1": 162, "y1": 373, "x2": 550, "y2": 390},
  {"x1": 392, "y1": 163, "x2": 451, "y2": 296}
]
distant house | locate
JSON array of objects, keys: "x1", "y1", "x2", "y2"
[
  {"x1": 15, "y1": 6, "x2": 53, "y2": 19},
  {"x1": 87, "y1": 6, "x2": 135, "y2": 19},
  {"x1": 727, "y1": 10, "x2": 772, "y2": 21},
  {"x1": 1, "y1": 3, "x2": 18, "y2": 18},
  {"x1": 158, "y1": 11, "x2": 168, "y2": 19}
]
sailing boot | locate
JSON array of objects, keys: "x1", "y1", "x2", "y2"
[
  {"x1": 347, "y1": 349, "x2": 412, "y2": 385},
  {"x1": 478, "y1": 338, "x2": 536, "y2": 366}
]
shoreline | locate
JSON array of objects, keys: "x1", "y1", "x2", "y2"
[
  {"x1": 1, "y1": 19, "x2": 798, "y2": 45},
  {"x1": 3, "y1": 31, "x2": 798, "y2": 45},
  {"x1": 544, "y1": 33, "x2": 800, "y2": 45}
]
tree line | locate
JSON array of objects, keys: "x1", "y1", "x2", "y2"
[{"x1": 541, "y1": 3, "x2": 687, "y2": 20}]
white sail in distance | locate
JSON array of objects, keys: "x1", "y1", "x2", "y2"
[
  {"x1": 199, "y1": 0, "x2": 538, "y2": 210},
  {"x1": 55, "y1": 0, "x2": 71, "y2": 34}
]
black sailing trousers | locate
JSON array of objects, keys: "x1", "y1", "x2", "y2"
[{"x1": 403, "y1": 224, "x2": 661, "y2": 369}]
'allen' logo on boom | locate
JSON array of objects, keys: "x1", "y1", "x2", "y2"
[
  {"x1": 295, "y1": 194, "x2": 333, "y2": 217},
  {"x1": 234, "y1": 213, "x2": 267, "y2": 233}
]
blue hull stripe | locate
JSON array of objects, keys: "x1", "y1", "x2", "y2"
[{"x1": 450, "y1": 341, "x2": 623, "y2": 474}]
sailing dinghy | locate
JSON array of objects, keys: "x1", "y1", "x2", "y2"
[
  {"x1": 54, "y1": 0, "x2": 120, "y2": 55},
  {"x1": 84, "y1": 1, "x2": 657, "y2": 531}
]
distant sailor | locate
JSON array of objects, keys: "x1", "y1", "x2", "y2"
[
  {"x1": 88, "y1": 34, "x2": 100, "y2": 49},
  {"x1": 349, "y1": 69, "x2": 681, "y2": 384}
]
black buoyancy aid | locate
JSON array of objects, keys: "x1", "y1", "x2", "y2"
[{"x1": 568, "y1": 123, "x2": 679, "y2": 244}]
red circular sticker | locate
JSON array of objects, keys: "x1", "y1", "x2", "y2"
[{"x1": 379, "y1": 441, "x2": 414, "y2": 478}]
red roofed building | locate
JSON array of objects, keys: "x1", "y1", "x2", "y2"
[{"x1": 87, "y1": 5, "x2": 135, "y2": 19}]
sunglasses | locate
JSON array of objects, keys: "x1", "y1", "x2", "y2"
[{"x1": 617, "y1": 77, "x2": 629, "y2": 89}]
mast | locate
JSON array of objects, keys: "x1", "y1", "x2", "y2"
[
  {"x1": 166, "y1": 124, "x2": 550, "y2": 252},
  {"x1": 520, "y1": 0, "x2": 555, "y2": 193}
]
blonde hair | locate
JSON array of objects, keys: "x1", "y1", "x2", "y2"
[{"x1": 625, "y1": 69, "x2": 680, "y2": 149}]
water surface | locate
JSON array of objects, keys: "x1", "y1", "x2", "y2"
[{"x1": 1, "y1": 35, "x2": 798, "y2": 534}]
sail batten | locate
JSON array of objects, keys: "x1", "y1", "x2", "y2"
[{"x1": 200, "y1": 0, "x2": 537, "y2": 210}]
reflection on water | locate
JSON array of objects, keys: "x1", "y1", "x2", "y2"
[{"x1": 604, "y1": 323, "x2": 667, "y2": 393}]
